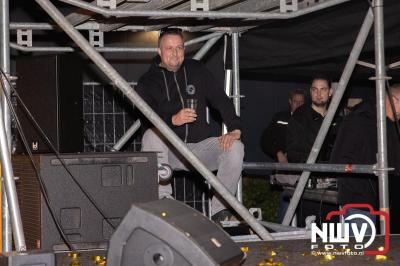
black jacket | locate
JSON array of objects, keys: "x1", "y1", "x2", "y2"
[
  {"x1": 387, "y1": 118, "x2": 400, "y2": 233},
  {"x1": 330, "y1": 101, "x2": 400, "y2": 232},
  {"x1": 329, "y1": 101, "x2": 378, "y2": 208},
  {"x1": 286, "y1": 105, "x2": 337, "y2": 163},
  {"x1": 136, "y1": 57, "x2": 240, "y2": 143},
  {"x1": 261, "y1": 110, "x2": 291, "y2": 161}
]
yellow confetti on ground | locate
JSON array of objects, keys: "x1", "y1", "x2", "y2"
[
  {"x1": 375, "y1": 246, "x2": 387, "y2": 261},
  {"x1": 324, "y1": 254, "x2": 335, "y2": 261},
  {"x1": 375, "y1": 254, "x2": 387, "y2": 261},
  {"x1": 241, "y1": 246, "x2": 249, "y2": 252},
  {"x1": 257, "y1": 260, "x2": 283, "y2": 266}
]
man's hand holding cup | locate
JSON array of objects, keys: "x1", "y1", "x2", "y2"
[{"x1": 172, "y1": 98, "x2": 198, "y2": 126}]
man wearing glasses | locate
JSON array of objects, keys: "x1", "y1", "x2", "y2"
[{"x1": 136, "y1": 28, "x2": 243, "y2": 223}]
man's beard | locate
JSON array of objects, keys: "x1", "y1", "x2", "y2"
[
  {"x1": 312, "y1": 100, "x2": 328, "y2": 108},
  {"x1": 161, "y1": 61, "x2": 182, "y2": 72}
]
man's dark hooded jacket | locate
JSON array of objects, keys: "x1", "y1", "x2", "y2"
[
  {"x1": 136, "y1": 56, "x2": 240, "y2": 143},
  {"x1": 330, "y1": 100, "x2": 400, "y2": 233},
  {"x1": 329, "y1": 101, "x2": 378, "y2": 209}
]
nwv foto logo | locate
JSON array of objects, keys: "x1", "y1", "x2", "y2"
[{"x1": 310, "y1": 204, "x2": 389, "y2": 256}]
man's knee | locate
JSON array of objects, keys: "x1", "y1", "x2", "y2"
[
  {"x1": 227, "y1": 140, "x2": 244, "y2": 161},
  {"x1": 142, "y1": 128, "x2": 166, "y2": 151}
]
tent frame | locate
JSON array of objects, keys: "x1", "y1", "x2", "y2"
[{"x1": 0, "y1": 0, "x2": 391, "y2": 253}]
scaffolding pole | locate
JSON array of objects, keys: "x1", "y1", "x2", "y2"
[
  {"x1": 35, "y1": 0, "x2": 274, "y2": 241},
  {"x1": 231, "y1": 32, "x2": 243, "y2": 203},
  {"x1": 243, "y1": 162, "x2": 386, "y2": 175},
  {"x1": 10, "y1": 22, "x2": 145, "y2": 31},
  {"x1": 10, "y1": 42, "x2": 156, "y2": 53},
  {"x1": 10, "y1": 32, "x2": 224, "y2": 54},
  {"x1": 1, "y1": 0, "x2": 13, "y2": 253},
  {"x1": 0, "y1": 107, "x2": 26, "y2": 252},
  {"x1": 282, "y1": 8, "x2": 375, "y2": 226},
  {"x1": 192, "y1": 34, "x2": 223, "y2": 60},
  {"x1": 373, "y1": 0, "x2": 389, "y2": 234},
  {"x1": 112, "y1": 119, "x2": 141, "y2": 151}
]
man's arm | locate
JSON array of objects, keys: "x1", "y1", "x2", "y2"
[
  {"x1": 206, "y1": 69, "x2": 241, "y2": 150},
  {"x1": 329, "y1": 119, "x2": 358, "y2": 164},
  {"x1": 136, "y1": 80, "x2": 178, "y2": 128},
  {"x1": 202, "y1": 66, "x2": 241, "y2": 134},
  {"x1": 261, "y1": 114, "x2": 287, "y2": 161},
  {"x1": 219, "y1": 129, "x2": 241, "y2": 151},
  {"x1": 286, "y1": 117, "x2": 307, "y2": 163}
]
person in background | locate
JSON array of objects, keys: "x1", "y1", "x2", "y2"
[
  {"x1": 330, "y1": 84, "x2": 400, "y2": 234},
  {"x1": 261, "y1": 89, "x2": 305, "y2": 163},
  {"x1": 260, "y1": 89, "x2": 305, "y2": 223},
  {"x1": 287, "y1": 75, "x2": 333, "y2": 164},
  {"x1": 286, "y1": 75, "x2": 338, "y2": 226}
]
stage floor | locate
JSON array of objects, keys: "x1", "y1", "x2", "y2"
[
  {"x1": 50, "y1": 235, "x2": 399, "y2": 265},
  {"x1": 240, "y1": 235, "x2": 399, "y2": 265}
]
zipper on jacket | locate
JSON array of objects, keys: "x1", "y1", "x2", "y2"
[
  {"x1": 174, "y1": 72, "x2": 188, "y2": 142},
  {"x1": 161, "y1": 70, "x2": 171, "y2": 101}
]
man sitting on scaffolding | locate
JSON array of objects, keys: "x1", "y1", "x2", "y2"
[{"x1": 136, "y1": 28, "x2": 244, "y2": 223}]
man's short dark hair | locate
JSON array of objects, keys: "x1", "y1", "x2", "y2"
[
  {"x1": 158, "y1": 28, "x2": 183, "y2": 47},
  {"x1": 289, "y1": 89, "x2": 305, "y2": 100},
  {"x1": 311, "y1": 74, "x2": 331, "y2": 88}
]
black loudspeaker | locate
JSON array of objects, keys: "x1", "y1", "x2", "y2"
[
  {"x1": 0, "y1": 252, "x2": 54, "y2": 266},
  {"x1": 107, "y1": 199, "x2": 245, "y2": 266},
  {"x1": 13, "y1": 152, "x2": 158, "y2": 250},
  {"x1": 15, "y1": 54, "x2": 83, "y2": 153}
]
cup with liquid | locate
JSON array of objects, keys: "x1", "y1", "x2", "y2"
[{"x1": 185, "y1": 98, "x2": 198, "y2": 112}]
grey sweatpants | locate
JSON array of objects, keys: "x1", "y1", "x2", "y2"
[{"x1": 141, "y1": 128, "x2": 244, "y2": 215}]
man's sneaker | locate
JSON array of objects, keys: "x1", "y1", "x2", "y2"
[
  {"x1": 211, "y1": 209, "x2": 233, "y2": 223},
  {"x1": 159, "y1": 194, "x2": 175, "y2": 200}
]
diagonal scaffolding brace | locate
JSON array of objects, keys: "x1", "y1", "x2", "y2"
[
  {"x1": 282, "y1": 8, "x2": 375, "y2": 226},
  {"x1": 34, "y1": 0, "x2": 274, "y2": 241}
]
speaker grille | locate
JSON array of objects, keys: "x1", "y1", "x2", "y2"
[
  {"x1": 14, "y1": 155, "x2": 42, "y2": 249},
  {"x1": 13, "y1": 152, "x2": 158, "y2": 250}
]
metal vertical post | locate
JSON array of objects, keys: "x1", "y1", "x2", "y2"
[
  {"x1": 282, "y1": 8, "x2": 374, "y2": 225},
  {"x1": 222, "y1": 69, "x2": 232, "y2": 134},
  {"x1": 232, "y1": 32, "x2": 243, "y2": 202},
  {"x1": 35, "y1": 0, "x2": 273, "y2": 240},
  {"x1": 0, "y1": 0, "x2": 12, "y2": 252},
  {"x1": 231, "y1": 32, "x2": 241, "y2": 117},
  {"x1": 373, "y1": 0, "x2": 389, "y2": 234},
  {"x1": 0, "y1": 106, "x2": 26, "y2": 252}
]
